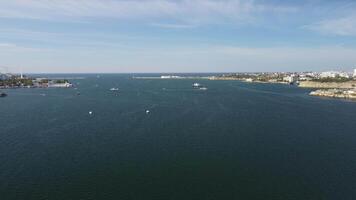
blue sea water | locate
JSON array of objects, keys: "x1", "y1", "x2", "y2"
[{"x1": 0, "y1": 74, "x2": 355, "y2": 200}]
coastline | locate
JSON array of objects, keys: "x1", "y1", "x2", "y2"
[
  {"x1": 133, "y1": 76, "x2": 211, "y2": 80},
  {"x1": 298, "y1": 81, "x2": 356, "y2": 89},
  {"x1": 3, "y1": 73, "x2": 356, "y2": 101},
  {"x1": 310, "y1": 89, "x2": 356, "y2": 100}
]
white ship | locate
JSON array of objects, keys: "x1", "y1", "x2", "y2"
[
  {"x1": 192, "y1": 83, "x2": 208, "y2": 90},
  {"x1": 110, "y1": 88, "x2": 119, "y2": 91},
  {"x1": 192, "y1": 83, "x2": 201, "y2": 88}
]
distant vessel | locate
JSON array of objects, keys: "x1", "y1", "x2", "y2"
[
  {"x1": 0, "y1": 92, "x2": 7, "y2": 97},
  {"x1": 192, "y1": 83, "x2": 201, "y2": 88},
  {"x1": 110, "y1": 88, "x2": 119, "y2": 91},
  {"x1": 193, "y1": 83, "x2": 207, "y2": 90}
]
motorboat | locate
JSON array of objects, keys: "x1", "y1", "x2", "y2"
[
  {"x1": 192, "y1": 83, "x2": 201, "y2": 88},
  {"x1": 110, "y1": 88, "x2": 119, "y2": 91}
]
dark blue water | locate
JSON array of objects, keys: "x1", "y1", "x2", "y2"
[{"x1": 1, "y1": 74, "x2": 356, "y2": 200}]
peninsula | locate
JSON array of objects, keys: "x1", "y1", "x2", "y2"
[
  {"x1": 134, "y1": 69, "x2": 356, "y2": 101},
  {"x1": 0, "y1": 73, "x2": 73, "y2": 89}
]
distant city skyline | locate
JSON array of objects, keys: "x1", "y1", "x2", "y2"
[{"x1": 1, "y1": 0, "x2": 356, "y2": 73}]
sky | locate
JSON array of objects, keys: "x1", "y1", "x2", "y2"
[{"x1": 0, "y1": 0, "x2": 356, "y2": 73}]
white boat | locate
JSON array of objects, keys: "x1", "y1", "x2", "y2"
[
  {"x1": 110, "y1": 88, "x2": 119, "y2": 91},
  {"x1": 192, "y1": 83, "x2": 201, "y2": 88},
  {"x1": 193, "y1": 83, "x2": 207, "y2": 90}
]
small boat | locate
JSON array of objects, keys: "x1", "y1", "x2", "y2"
[
  {"x1": 193, "y1": 83, "x2": 207, "y2": 90},
  {"x1": 192, "y1": 83, "x2": 201, "y2": 88},
  {"x1": 0, "y1": 92, "x2": 7, "y2": 97},
  {"x1": 146, "y1": 110, "x2": 150, "y2": 114},
  {"x1": 110, "y1": 88, "x2": 119, "y2": 91}
]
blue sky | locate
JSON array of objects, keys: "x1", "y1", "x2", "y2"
[{"x1": 0, "y1": 0, "x2": 356, "y2": 73}]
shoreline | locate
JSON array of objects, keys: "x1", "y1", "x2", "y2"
[
  {"x1": 3, "y1": 74, "x2": 356, "y2": 101},
  {"x1": 298, "y1": 81, "x2": 356, "y2": 89},
  {"x1": 310, "y1": 89, "x2": 356, "y2": 100}
]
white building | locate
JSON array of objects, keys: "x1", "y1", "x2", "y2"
[
  {"x1": 48, "y1": 82, "x2": 73, "y2": 88},
  {"x1": 320, "y1": 71, "x2": 349, "y2": 78},
  {"x1": 299, "y1": 74, "x2": 312, "y2": 81},
  {"x1": 339, "y1": 72, "x2": 350, "y2": 78},
  {"x1": 353, "y1": 69, "x2": 356, "y2": 77},
  {"x1": 283, "y1": 74, "x2": 298, "y2": 83},
  {"x1": 0, "y1": 73, "x2": 12, "y2": 80},
  {"x1": 160, "y1": 75, "x2": 180, "y2": 79}
]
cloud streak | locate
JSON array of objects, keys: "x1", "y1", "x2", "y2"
[
  {"x1": 306, "y1": 15, "x2": 356, "y2": 36},
  {"x1": 149, "y1": 23, "x2": 196, "y2": 29},
  {"x1": 2, "y1": 43, "x2": 356, "y2": 73},
  {"x1": 0, "y1": 42, "x2": 49, "y2": 53},
  {"x1": 0, "y1": 0, "x2": 297, "y2": 24}
]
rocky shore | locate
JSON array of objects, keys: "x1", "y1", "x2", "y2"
[
  {"x1": 310, "y1": 89, "x2": 356, "y2": 100},
  {"x1": 299, "y1": 81, "x2": 356, "y2": 89}
]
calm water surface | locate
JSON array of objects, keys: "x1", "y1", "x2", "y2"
[{"x1": 1, "y1": 74, "x2": 355, "y2": 199}]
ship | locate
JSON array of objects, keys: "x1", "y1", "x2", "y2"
[
  {"x1": 0, "y1": 92, "x2": 7, "y2": 97},
  {"x1": 192, "y1": 83, "x2": 202, "y2": 88},
  {"x1": 110, "y1": 88, "x2": 119, "y2": 91},
  {"x1": 192, "y1": 83, "x2": 207, "y2": 90}
]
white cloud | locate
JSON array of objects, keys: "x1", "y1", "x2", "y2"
[
  {"x1": 0, "y1": 0, "x2": 297, "y2": 24},
  {"x1": 0, "y1": 43, "x2": 17, "y2": 48},
  {"x1": 305, "y1": 15, "x2": 356, "y2": 36},
  {"x1": 0, "y1": 42, "x2": 49, "y2": 52},
  {"x1": 149, "y1": 23, "x2": 196, "y2": 29},
  {"x1": 2, "y1": 43, "x2": 356, "y2": 73}
]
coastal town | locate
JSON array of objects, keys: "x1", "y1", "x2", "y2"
[
  {"x1": 0, "y1": 73, "x2": 73, "y2": 90},
  {"x1": 1, "y1": 69, "x2": 356, "y2": 100},
  {"x1": 136, "y1": 69, "x2": 356, "y2": 100},
  {"x1": 210, "y1": 70, "x2": 356, "y2": 100}
]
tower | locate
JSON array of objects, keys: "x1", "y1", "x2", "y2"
[{"x1": 20, "y1": 67, "x2": 23, "y2": 79}]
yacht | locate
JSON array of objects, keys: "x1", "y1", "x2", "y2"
[
  {"x1": 192, "y1": 83, "x2": 201, "y2": 88},
  {"x1": 110, "y1": 88, "x2": 119, "y2": 91},
  {"x1": 193, "y1": 83, "x2": 207, "y2": 90}
]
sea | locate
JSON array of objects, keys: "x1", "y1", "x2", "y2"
[{"x1": 0, "y1": 74, "x2": 355, "y2": 200}]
